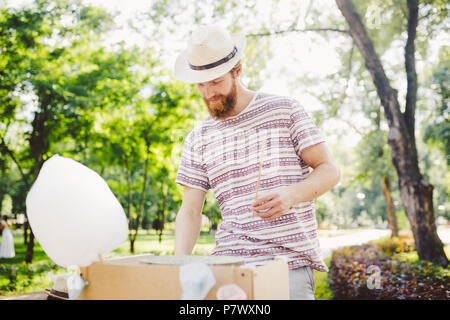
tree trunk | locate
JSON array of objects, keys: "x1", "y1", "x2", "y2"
[
  {"x1": 24, "y1": 103, "x2": 49, "y2": 264},
  {"x1": 125, "y1": 155, "x2": 134, "y2": 253},
  {"x1": 336, "y1": 0, "x2": 448, "y2": 267},
  {"x1": 136, "y1": 145, "x2": 150, "y2": 238},
  {"x1": 130, "y1": 238, "x2": 135, "y2": 254},
  {"x1": 158, "y1": 183, "x2": 169, "y2": 243},
  {"x1": 1, "y1": 133, "x2": 33, "y2": 250},
  {"x1": 0, "y1": 138, "x2": 32, "y2": 248},
  {"x1": 380, "y1": 176, "x2": 399, "y2": 237},
  {"x1": 25, "y1": 230, "x2": 35, "y2": 263},
  {"x1": 128, "y1": 140, "x2": 151, "y2": 253},
  {"x1": 158, "y1": 220, "x2": 164, "y2": 243},
  {"x1": 0, "y1": 137, "x2": 30, "y2": 191},
  {"x1": 24, "y1": 221, "x2": 28, "y2": 245}
]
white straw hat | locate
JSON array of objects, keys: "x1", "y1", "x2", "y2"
[
  {"x1": 174, "y1": 25, "x2": 246, "y2": 84},
  {"x1": 44, "y1": 273, "x2": 70, "y2": 300}
]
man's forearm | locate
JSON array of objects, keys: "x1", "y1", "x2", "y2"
[
  {"x1": 174, "y1": 207, "x2": 202, "y2": 255},
  {"x1": 288, "y1": 162, "x2": 340, "y2": 206}
]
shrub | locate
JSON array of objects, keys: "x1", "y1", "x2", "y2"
[
  {"x1": 374, "y1": 236, "x2": 415, "y2": 255},
  {"x1": 328, "y1": 237, "x2": 450, "y2": 300},
  {"x1": 0, "y1": 261, "x2": 61, "y2": 296}
]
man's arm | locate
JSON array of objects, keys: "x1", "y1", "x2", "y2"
[
  {"x1": 174, "y1": 186, "x2": 207, "y2": 255},
  {"x1": 290, "y1": 141, "x2": 341, "y2": 204},
  {"x1": 251, "y1": 142, "x2": 340, "y2": 220}
]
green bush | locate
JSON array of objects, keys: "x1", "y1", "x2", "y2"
[
  {"x1": 374, "y1": 236, "x2": 415, "y2": 255},
  {"x1": 328, "y1": 237, "x2": 450, "y2": 300},
  {"x1": 0, "y1": 261, "x2": 62, "y2": 296}
]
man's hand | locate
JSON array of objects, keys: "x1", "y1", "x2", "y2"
[
  {"x1": 250, "y1": 142, "x2": 340, "y2": 222},
  {"x1": 251, "y1": 186, "x2": 295, "y2": 221}
]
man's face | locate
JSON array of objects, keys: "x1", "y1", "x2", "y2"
[{"x1": 196, "y1": 72, "x2": 237, "y2": 120}]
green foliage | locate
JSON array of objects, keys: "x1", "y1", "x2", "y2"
[
  {"x1": 418, "y1": 51, "x2": 449, "y2": 218},
  {"x1": 1, "y1": 0, "x2": 126, "y2": 185},
  {"x1": 0, "y1": 0, "x2": 211, "y2": 258},
  {"x1": 423, "y1": 56, "x2": 450, "y2": 165},
  {"x1": 0, "y1": 261, "x2": 61, "y2": 295},
  {"x1": 0, "y1": 232, "x2": 66, "y2": 296},
  {"x1": 396, "y1": 209, "x2": 411, "y2": 230},
  {"x1": 313, "y1": 257, "x2": 334, "y2": 300},
  {"x1": 0, "y1": 194, "x2": 12, "y2": 216},
  {"x1": 353, "y1": 0, "x2": 407, "y2": 54},
  {"x1": 203, "y1": 191, "x2": 221, "y2": 228},
  {"x1": 353, "y1": 130, "x2": 395, "y2": 184},
  {"x1": 372, "y1": 235, "x2": 415, "y2": 255}
]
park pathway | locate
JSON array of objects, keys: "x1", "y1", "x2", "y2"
[
  {"x1": 319, "y1": 226, "x2": 450, "y2": 258},
  {"x1": 319, "y1": 228, "x2": 391, "y2": 259}
]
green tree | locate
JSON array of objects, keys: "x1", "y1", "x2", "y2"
[
  {"x1": 420, "y1": 48, "x2": 449, "y2": 221},
  {"x1": 95, "y1": 78, "x2": 203, "y2": 252},
  {"x1": 423, "y1": 50, "x2": 449, "y2": 165},
  {"x1": 0, "y1": 0, "x2": 150, "y2": 262},
  {"x1": 335, "y1": 0, "x2": 448, "y2": 266},
  {"x1": 354, "y1": 130, "x2": 399, "y2": 235},
  {"x1": 203, "y1": 192, "x2": 221, "y2": 233}
]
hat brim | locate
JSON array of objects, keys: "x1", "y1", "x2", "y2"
[
  {"x1": 44, "y1": 288, "x2": 69, "y2": 300},
  {"x1": 174, "y1": 32, "x2": 246, "y2": 84}
]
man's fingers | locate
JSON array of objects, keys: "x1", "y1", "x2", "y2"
[
  {"x1": 256, "y1": 206, "x2": 279, "y2": 219},
  {"x1": 253, "y1": 194, "x2": 275, "y2": 207},
  {"x1": 252, "y1": 200, "x2": 273, "y2": 211},
  {"x1": 253, "y1": 194, "x2": 279, "y2": 208},
  {"x1": 260, "y1": 209, "x2": 282, "y2": 221}
]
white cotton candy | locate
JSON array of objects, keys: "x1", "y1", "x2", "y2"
[
  {"x1": 216, "y1": 283, "x2": 247, "y2": 300},
  {"x1": 179, "y1": 262, "x2": 216, "y2": 300},
  {"x1": 26, "y1": 154, "x2": 128, "y2": 267}
]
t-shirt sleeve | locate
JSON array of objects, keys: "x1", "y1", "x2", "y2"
[
  {"x1": 289, "y1": 101, "x2": 326, "y2": 157},
  {"x1": 175, "y1": 130, "x2": 211, "y2": 192}
]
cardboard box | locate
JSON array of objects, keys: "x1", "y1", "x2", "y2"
[{"x1": 78, "y1": 254, "x2": 289, "y2": 300}]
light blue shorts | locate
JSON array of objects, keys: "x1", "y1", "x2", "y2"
[{"x1": 289, "y1": 266, "x2": 316, "y2": 300}]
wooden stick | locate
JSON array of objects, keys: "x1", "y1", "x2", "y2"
[
  {"x1": 98, "y1": 253, "x2": 104, "y2": 264},
  {"x1": 253, "y1": 137, "x2": 267, "y2": 218}
]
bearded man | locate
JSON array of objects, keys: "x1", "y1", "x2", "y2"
[{"x1": 173, "y1": 25, "x2": 341, "y2": 300}]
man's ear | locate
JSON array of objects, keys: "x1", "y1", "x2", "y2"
[{"x1": 232, "y1": 66, "x2": 242, "y2": 78}]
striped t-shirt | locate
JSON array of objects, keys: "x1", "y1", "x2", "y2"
[{"x1": 175, "y1": 92, "x2": 328, "y2": 272}]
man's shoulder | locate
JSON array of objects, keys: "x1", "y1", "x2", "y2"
[
  {"x1": 256, "y1": 92, "x2": 299, "y2": 108},
  {"x1": 184, "y1": 118, "x2": 213, "y2": 146},
  {"x1": 254, "y1": 92, "x2": 304, "y2": 118}
]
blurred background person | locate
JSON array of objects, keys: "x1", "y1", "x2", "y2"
[{"x1": 0, "y1": 215, "x2": 15, "y2": 258}]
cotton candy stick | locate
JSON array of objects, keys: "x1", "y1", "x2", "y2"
[{"x1": 253, "y1": 137, "x2": 267, "y2": 218}]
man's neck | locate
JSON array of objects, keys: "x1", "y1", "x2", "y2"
[{"x1": 228, "y1": 84, "x2": 255, "y2": 118}]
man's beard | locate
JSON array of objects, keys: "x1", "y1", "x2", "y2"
[{"x1": 203, "y1": 80, "x2": 237, "y2": 120}]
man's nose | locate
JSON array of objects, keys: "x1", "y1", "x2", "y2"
[{"x1": 204, "y1": 86, "x2": 215, "y2": 99}]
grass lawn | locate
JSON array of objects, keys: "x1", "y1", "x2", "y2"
[
  {"x1": 0, "y1": 232, "x2": 63, "y2": 296},
  {"x1": 394, "y1": 245, "x2": 450, "y2": 277},
  {"x1": 108, "y1": 230, "x2": 216, "y2": 258},
  {"x1": 314, "y1": 257, "x2": 333, "y2": 300},
  {"x1": 0, "y1": 229, "x2": 334, "y2": 299}
]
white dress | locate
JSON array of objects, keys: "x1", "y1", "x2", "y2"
[{"x1": 0, "y1": 220, "x2": 15, "y2": 258}]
